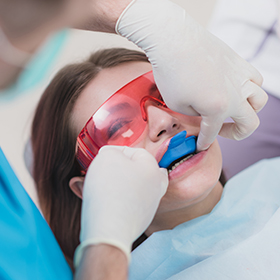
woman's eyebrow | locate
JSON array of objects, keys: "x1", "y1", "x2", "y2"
[{"x1": 108, "y1": 102, "x2": 132, "y2": 114}]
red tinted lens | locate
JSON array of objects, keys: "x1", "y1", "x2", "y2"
[{"x1": 76, "y1": 71, "x2": 161, "y2": 172}]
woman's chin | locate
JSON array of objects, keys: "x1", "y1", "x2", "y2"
[{"x1": 158, "y1": 178, "x2": 221, "y2": 216}]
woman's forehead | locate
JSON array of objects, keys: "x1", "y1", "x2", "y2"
[{"x1": 71, "y1": 61, "x2": 152, "y2": 135}]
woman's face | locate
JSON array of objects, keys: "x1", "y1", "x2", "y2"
[{"x1": 71, "y1": 61, "x2": 222, "y2": 215}]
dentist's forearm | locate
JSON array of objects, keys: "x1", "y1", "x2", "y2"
[
  {"x1": 75, "y1": 0, "x2": 132, "y2": 33},
  {"x1": 74, "y1": 244, "x2": 128, "y2": 280}
]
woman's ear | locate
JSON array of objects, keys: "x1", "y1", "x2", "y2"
[{"x1": 69, "y1": 176, "x2": 85, "y2": 199}]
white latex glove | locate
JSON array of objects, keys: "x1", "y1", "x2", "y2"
[
  {"x1": 74, "y1": 145, "x2": 168, "y2": 267},
  {"x1": 116, "y1": 0, "x2": 268, "y2": 151}
]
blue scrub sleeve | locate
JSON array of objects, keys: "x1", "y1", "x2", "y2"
[{"x1": 0, "y1": 148, "x2": 73, "y2": 280}]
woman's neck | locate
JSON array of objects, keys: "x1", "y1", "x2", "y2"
[{"x1": 145, "y1": 181, "x2": 223, "y2": 236}]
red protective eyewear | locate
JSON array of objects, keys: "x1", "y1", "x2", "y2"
[{"x1": 76, "y1": 70, "x2": 168, "y2": 173}]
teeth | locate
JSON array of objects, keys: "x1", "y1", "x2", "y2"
[{"x1": 167, "y1": 153, "x2": 194, "y2": 174}]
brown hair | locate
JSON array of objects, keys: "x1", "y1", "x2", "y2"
[{"x1": 31, "y1": 48, "x2": 149, "y2": 270}]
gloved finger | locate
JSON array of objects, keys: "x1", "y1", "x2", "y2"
[
  {"x1": 107, "y1": 145, "x2": 135, "y2": 158},
  {"x1": 105, "y1": 146, "x2": 168, "y2": 194},
  {"x1": 247, "y1": 63, "x2": 263, "y2": 86},
  {"x1": 102, "y1": 145, "x2": 158, "y2": 164},
  {"x1": 182, "y1": 105, "x2": 200, "y2": 117},
  {"x1": 98, "y1": 145, "x2": 121, "y2": 154},
  {"x1": 98, "y1": 145, "x2": 137, "y2": 159},
  {"x1": 121, "y1": 147, "x2": 168, "y2": 194},
  {"x1": 243, "y1": 80, "x2": 268, "y2": 113},
  {"x1": 219, "y1": 104, "x2": 260, "y2": 140},
  {"x1": 159, "y1": 168, "x2": 169, "y2": 196},
  {"x1": 196, "y1": 115, "x2": 223, "y2": 151},
  {"x1": 121, "y1": 146, "x2": 154, "y2": 162}
]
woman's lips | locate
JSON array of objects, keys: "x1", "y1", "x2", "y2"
[
  {"x1": 168, "y1": 150, "x2": 207, "y2": 180},
  {"x1": 155, "y1": 133, "x2": 197, "y2": 164},
  {"x1": 155, "y1": 138, "x2": 170, "y2": 163}
]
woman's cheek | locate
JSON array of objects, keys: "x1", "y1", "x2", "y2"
[{"x1": 157, "y1": 141, "x2": 222, "y2": 211}]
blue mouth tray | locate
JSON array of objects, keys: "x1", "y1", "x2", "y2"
[{"x1": 158, "y1": 131, "x2": 197, "y2": 169}]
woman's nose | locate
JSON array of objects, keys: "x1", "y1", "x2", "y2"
[{"x1": 146, "y1": 105, "x2": 180, "y2": 141}]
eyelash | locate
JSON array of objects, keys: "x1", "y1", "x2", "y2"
[{"x1": 107, "y1": 119, "x2": 132, "y2": 139}]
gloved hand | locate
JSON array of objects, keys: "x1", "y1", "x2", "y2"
[
  {"x1": 116, "y1": 0, "x2": 268, "y2": 151},
  {"x1": 74, "y1": 145, "x2": 168, "y2": 267}
]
